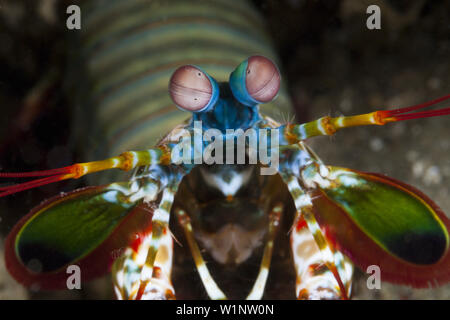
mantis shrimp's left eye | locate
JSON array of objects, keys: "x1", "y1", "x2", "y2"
[
  {"x1": 169, "y1": 65, "x2": 219, "y2": 113},
  {"x1": 245, "y1": 56, "x2": 280, "y2": 103},
  {"x1": 229, "y1": 55, "x2": 281, "y2": 106}
]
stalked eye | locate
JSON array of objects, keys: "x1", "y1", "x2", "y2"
[
  {"x1": 169, "y1": 65, "x2": 219, "y2": 113},
  {"x1": 229, "y1": 55, "x2": 281, "y2": 106},
  {"x1": 246, "y1": 56, "x2": 280, "y2": 103}
]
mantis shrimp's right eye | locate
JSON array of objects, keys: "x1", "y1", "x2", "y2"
[{"x1": 169, "y1": 65, "x2": 218, "y2": 112}]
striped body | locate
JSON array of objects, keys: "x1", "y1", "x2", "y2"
[{"x1": 69, "y1": 0, "x2": 292, "y2": 162}]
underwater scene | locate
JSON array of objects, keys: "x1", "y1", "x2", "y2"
[{"x1": 0, "y1": 0, "x2": 449, "y2": 300}]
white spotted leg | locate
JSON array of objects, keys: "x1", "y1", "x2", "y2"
[
  {"x1": 134, "y1": 185, "x2": 180, "y2": 299},
  {"x1": 282, "y1": 174, "x2": 353, "y2": 299},
  {"x1": 290, "y1": 215, "x2": 354, "y2": 299},
  {"x1": 112, "y1": 213, "x2": 175, "y2": 300}
]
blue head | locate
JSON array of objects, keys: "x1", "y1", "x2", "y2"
[{"x1": 168, "y1": 56, "x2": 281, "y2": 131}]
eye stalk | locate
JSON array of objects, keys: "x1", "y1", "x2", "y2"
[
  {"x1": 169, "y1": 65, "x2": 219, "y2": 113},
  {"x1": 229, "y1": 55, "x2": 281, "y2": 106}
]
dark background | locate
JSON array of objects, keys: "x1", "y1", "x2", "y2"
[{"x1": 0, "y1": 0, "x2": 449, "y2": 299}]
